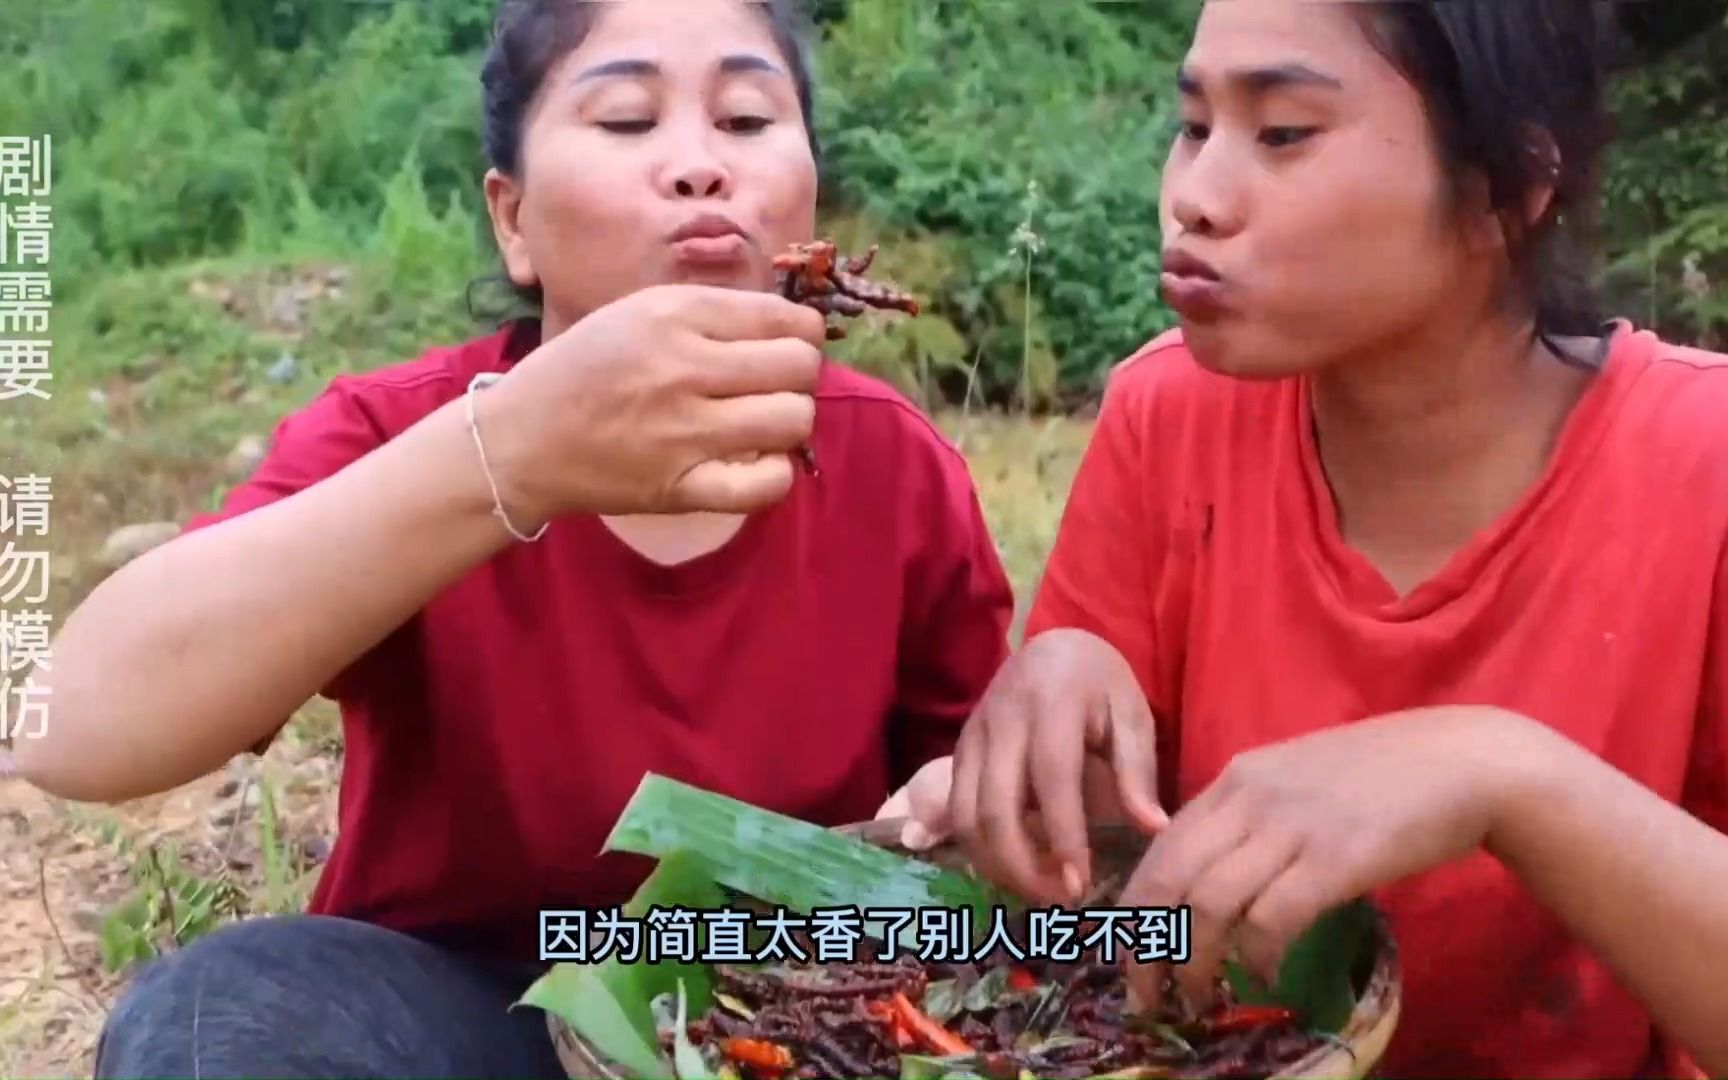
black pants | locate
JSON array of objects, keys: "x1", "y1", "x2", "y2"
[{"x1": 94, "y1": 914, "x2": 568, "y2": 1079}]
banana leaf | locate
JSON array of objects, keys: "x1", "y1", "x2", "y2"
[
  {"x1": 603, "y1": 773, "x2": 1013, "y2": 950},
  {"x1": 528, "y1": 776, "x2": 1382, "y2": 1078},
  {"x1": 517, "y1": 848, "x2": 727, "y2": 1077}
]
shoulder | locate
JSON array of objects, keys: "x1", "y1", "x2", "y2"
[
  {"x1": 294, "y1": 320, "x2": 528, "y2": 440},
  {"x1": 190, "y1": 323, "x2": 525, "y2": 527},
  {"x1": 1617, "y1": 328, "x2": 1728, "y2": 400},
  {"x1": 814, "y1": 359, "x2": 976, "y2": 488},
  {"x1": 1596, "y1": 326, "x2": 1728, "y2": 465},
  {"x1": 1091, "y1": 328, "x2": 1281, "y2": 463},
  {"x1": 1101, "y1": 327, "x2": 1270, "y2": 418}
]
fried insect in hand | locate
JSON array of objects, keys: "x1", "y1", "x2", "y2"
[
  {"x1": 774, "y1": 240, "x2": 921, "y2": 342},
  {"x1": 772, "y1": 239, "x2": 922, "y2": 477}
]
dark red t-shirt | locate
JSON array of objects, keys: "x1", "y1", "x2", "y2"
[
  {"x1": 1026, "y1": 323, "x2": 1728, "y2": 1079},
  {"x1": 184, "y1": 318, "x2": 1015, "y2": 961}
]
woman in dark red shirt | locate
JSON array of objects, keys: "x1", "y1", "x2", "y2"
[
  {"x1": 20, "y1": 2, "x2": 1013, "y2": 1076},
  {"x1": 884, "y1": 2, "x2": 1728, "y2": 1078}
]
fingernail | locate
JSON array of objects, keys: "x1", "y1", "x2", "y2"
[
  {"x1": 1062, "y1": 862, "x2": 1085, "y2": 902},
  {"x1": 1137, "y1": 798, "x2": 1171, "y2": 831}
]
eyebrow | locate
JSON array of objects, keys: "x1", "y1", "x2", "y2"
[
  {"x1": 1177, "y1": 62, "x2": 1344, "y2": 97},
  {"x1": 571, "y1": 53, "x2": 787, "y2": 85}
]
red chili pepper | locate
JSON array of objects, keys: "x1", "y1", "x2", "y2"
[
  {"x1": 718, "y1": 1037, "x2": 794, "y2": 1072},
  {"x1": 864, "y1": 999, "x2": 916, "y2": 1049},
  {"x1": 890, "y1": 991, "x2": 975, "y2": 1056},
  {"x1": 1203, "y1": 1005, "x2": 1300, "y2": 1035},
  {"x1": 1007, "y1": 966, "x2": 1038, "y2": 992}
]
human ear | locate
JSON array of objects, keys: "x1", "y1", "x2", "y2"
[
  {"x1": 1519, "y1": 124, "x2": 1562, "y2": 227},
  {"x1": 484, "y1": 167, "x2": 539, "y2": 289}
]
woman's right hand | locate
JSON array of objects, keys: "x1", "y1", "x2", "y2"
[
  {"x1": 477, "y1": 283, "x2": 829, "y2": 522},
  {"x1": 946, "y1": 627, "x2": 1170, "y2": 905}
]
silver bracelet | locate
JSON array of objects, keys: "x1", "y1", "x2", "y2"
[{"x1": 465, "y1": 372, "x2": 548, "y2": 543}]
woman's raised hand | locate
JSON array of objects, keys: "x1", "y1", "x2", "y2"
[
  {"x1": 879, "y1": 628, "x2": 1171, "y2": 905},
  {"x1": 477, "y1": 283, "x2": 829, "y2": 522}
]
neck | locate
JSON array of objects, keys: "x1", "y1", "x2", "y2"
[{"x1": 1306, "y1": 311, "x2": 1596, "y2": 592}]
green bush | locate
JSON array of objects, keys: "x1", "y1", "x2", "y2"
[
  {"x1": 1600, "y1": 24, "x2": 1728, "y2": 348},
  {"x1": 816, "y1": 0, "x2": 1193, "y2": 404},
  {"x1": 6, "y1": 0, "x2": 1727, "y2": 394}
]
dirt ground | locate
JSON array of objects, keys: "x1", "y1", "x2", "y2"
[{"x1": 0, "y1": 705, "x2": 342, "y2": 1079}]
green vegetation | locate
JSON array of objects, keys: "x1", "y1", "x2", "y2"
[{"x1": 6, "y1": 0, "x2": 1722, "y2": 423}]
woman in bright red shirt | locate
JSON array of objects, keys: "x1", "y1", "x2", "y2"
[
  {"x1": 885, "y1": 2, "x2": 1728, "y2": 1078},
  {"x1": 20, "y1": 1, "x2": 1013, "y2": 1076}
]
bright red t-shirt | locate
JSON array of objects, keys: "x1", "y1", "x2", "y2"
[
  {"x1": 1025, "y1": 322, "x2": 1728, "y2": 1079},
  {"x1": 184, "y1": 317, "x2": 1015, "y2": 961}
]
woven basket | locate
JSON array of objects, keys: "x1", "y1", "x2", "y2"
[{"x1": 549, "y1": 817, "x2": 1401, "y2": 1080}]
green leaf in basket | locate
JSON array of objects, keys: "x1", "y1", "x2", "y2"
[
  {"x1": 603, "y1": 773, "x2": 1012, "y2": 949},
  {"x1": 960, "y1": 966, "x2": 1013, "y2": 1013},
  {"x1": 899, "y1": 1053, "x2": 984, "y2": 1079},
  {"x1": 921, "y1": 978, "x2": 963, "y2": 1022},
  {"x1": 1223, "y1": 896, "x2": 1375, "y2": 1035},
  {"x1": 517, "y1": 849, "x2": 728, "y2": 1076},
  {"x1": 519, "y1": 962, "x2": 664, "y2": 1079}
]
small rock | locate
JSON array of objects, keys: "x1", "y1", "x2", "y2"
[
  {"x1": 266, "y1": 352, "x2": 300, "y2": 384},
  {"x1": 301, "y1": 835, "x2": 332, "y2": 864},
  {"x1": 270, "y1": 291, "x2": 303, "y2": 331},
  {"x1": 98, "y1": 522, "x2": 181, "y2": 571},
  {"x1": 226, "y1": 434, "x2": 267, "y2": 477}
]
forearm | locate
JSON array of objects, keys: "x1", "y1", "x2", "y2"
[
  {"x1": 18, "y1": 398, "x2": 518, "y2": 802},
  {"x1": 1488, "y1": 717, "x2": 1728, "y2": 1074}
]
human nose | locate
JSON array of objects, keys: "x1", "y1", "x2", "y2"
[
  {"x1": 658, "y1": 118, "x2": 732, "y2": 199},
  {"x1": 1164, "y1": 136, "x2": 1246, "y2": 239}
]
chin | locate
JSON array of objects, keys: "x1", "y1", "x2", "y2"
[
  {"x1": 1179, "y1": 322, "x2": 1305, "y2": 380},
  {"x1": 669, "y1": 261, "x2": 770, "y2": 291}
]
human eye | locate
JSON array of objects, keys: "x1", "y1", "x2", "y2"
[
  {"x1": 1177, "y1": 119, "x2": 1210, "y2": 142},
  {"x1": 719, "y1": 114, "x2": 772, "y2": 135},
  {"x1": 597, "y1": 118, "x2": 655, "y2": 135},
  {"x1": 1260, "y1": 126, "x2": 1318, "y2": 148}
]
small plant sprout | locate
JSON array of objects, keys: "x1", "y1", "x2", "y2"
[{"x1": 1010, "y1": 180, "x2": 1044, "y2": 413}]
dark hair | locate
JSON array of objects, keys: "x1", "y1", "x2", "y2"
[
  {"x1": 1349, "y1": 1, "x2": 1617, "y2": 359},
  {"x1": 466, "y1": 0, "x2": 820, "y2": 323}
]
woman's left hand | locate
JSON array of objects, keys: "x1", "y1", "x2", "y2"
[{"x1": 1119, "y1": 705, "x2": 1538, "y2": 1012}]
